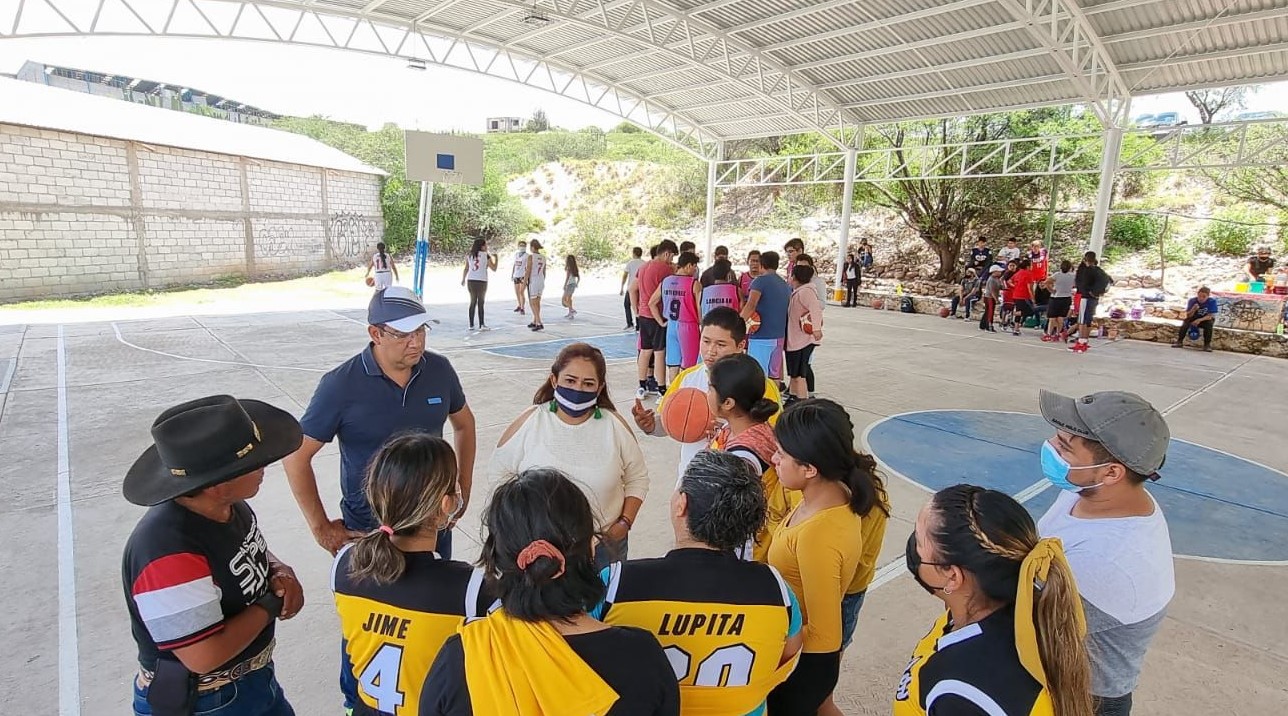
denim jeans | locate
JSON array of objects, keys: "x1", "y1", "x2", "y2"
[
  {"x1": 839, "y1": 590, "x2": 867, "y2": 650},
  {"x1": 624, "y1": 292, "x2": 634, "y2": 327},
  {"x1": 1094, "y1": 693, "x2": 1132, "y2": 716},
  {"x1": 594, "y1": 535, "x2": 629, "y2": 571},
  {"x1": 133, "y1": 663, "x2": 294, "y2": 716}
]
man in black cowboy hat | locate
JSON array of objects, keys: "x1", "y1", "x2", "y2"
[{"x1": 122, "y1": 395, "x2": 305, "y2": 716}]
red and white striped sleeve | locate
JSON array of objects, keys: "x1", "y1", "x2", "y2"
[{"x1": 130, "y1": 552, "x2": 225, "y2": 650}]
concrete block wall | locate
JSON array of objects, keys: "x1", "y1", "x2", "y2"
[
  {"x1": 0, "y1": 122, "x2": 383, "y2": 303},
  {"x1": 144, "y1": 218, "x2": 246, "y2": 284},
  {"x1": 248, "y1": 161, "x2": 322, "y2": 214},
  {"x1": 137, "y1": 146, "x2": 243, "y2": 212},
  {"x1": 252, "y1": 218, "x2": 327, "y2": 275}
]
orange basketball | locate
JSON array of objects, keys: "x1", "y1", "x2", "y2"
[
  {"x1": 746, "y1": 311, "x2": 761, "y2": 335},
  {"x1": 872, "y1": 298, "x2": 884, "y2": 310},
  {"x1": 660, "y1": 387, "x2": 713, "y2": 444},
  {"x1": 365, "y1": 276, "x2": 376, "y2": 287}
]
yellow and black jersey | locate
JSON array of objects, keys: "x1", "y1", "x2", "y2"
[
  {"x1": 894, "y1": 608, "x2": 1052, "y2": 716},
  {"x1": 332, "y1": 544, "x2": 491, "y2": 716},
  {"x1": 593, "y1": 548, "x2": 802, "y2": 716}
]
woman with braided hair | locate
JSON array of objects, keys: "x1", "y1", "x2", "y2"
[
  {"x1": 419, "y1": 468, "x2": 678, "y2": 716},
  {"x1": 897, "y1": 484, "x2": 1092, "y2": 716}
]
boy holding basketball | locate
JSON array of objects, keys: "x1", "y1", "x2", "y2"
[{"x1": 633, "y1": 307, "x2": 781, "y2": 482}]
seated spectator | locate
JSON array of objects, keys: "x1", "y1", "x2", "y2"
[
  {"x1": 967, "y1": 238, "x2": 993, "y2": 275},
  {"x1": 1174, "y1": 286, "x2": 1218, "y2": 352},
  {"x1": 1245, "y1": 246, "x2": 1275, "y2": 283},
  {"x1": 949, "y1": 269, "x2": 981, "y2": 319}
]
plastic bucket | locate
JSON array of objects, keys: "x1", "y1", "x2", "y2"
[
  {"x1": 833, "y1": 288, "x2": 847, "y2": 302},
  {"x1": 1235, "y1": 282, "x2": 1250, "y2": 293},
  {"x1": 1250, "y1": 282, "x2": 1266, "y2": 293}
]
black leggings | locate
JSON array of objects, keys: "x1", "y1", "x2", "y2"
[
  {"x1": 767, "y1": 651, "x2": 840, "y2": 714},
  {"x1": 844, "y1": 278, "x2": 860, "y2": 306},
  {"x1": 467, "y1": 279, "x2": 488, "y2": 327}
]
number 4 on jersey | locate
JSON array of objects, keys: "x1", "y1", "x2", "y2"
[{"x1": 359, "y1": 643, "x2": 406, "y2": 713}]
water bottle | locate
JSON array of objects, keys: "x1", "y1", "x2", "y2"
[
  {"x1": 1130, "y1": 300, "x2": 1144, "y2": 321},
  {"x1": 895, "y1": 282, "x2": 904, "y2": 296}
]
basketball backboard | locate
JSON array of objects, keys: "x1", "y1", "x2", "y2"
[{"x1": 404, "y1": 131, "x2": 484, "y2": 185}]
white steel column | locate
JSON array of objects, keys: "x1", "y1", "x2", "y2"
[
  {"x1": 833, "y1": 149, "x2": 857, "y2": 293},
  {"x1": 1089, "y1": 123, "x2": 1125, "y2": 256},
  {"x1": 704, "y1": 158, "x2": 718, "y2": 260},
  {"x1": 704, "y1": 143, "x2": 723, "y2": 260}
]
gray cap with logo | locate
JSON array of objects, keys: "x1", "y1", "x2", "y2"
[{"x1": 1039, "y1": 389, "x2": 1170, "y2": 479}]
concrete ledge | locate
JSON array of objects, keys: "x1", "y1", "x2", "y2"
[
  {"x1": 834, "y1": 290, "x2": 1287, "y2": 359},
  {"x1": 1099, "y1": 317, "x2": 1288, "y2": 358}
]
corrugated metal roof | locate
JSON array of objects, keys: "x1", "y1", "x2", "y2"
[
  {"x1": 22, "y1": 0, "x2": 1286, "y2": 145},
  {"x1": 0, "y1": 77, "x2": 385, "y2": 175}
]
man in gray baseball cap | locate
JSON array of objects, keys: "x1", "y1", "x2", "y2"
[{"x1": 1035, "y1": 389, "x2": 1175, "y2": 716}]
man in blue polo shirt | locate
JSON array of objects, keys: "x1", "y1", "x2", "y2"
[
  {"x1": 285, "y1": 286, "x2": 477, "y2": 713},
  {"x1": 285, "y1": 286, "x2": 477, "y2": 556}
]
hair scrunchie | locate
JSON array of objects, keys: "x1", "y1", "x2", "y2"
[{"x1": 515, "y1": 539, "x2": 566, "y2": 579}]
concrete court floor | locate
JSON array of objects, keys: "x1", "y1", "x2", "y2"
[{"x1": 1, "y1": 288, "x2": 1285, "y2": 716}]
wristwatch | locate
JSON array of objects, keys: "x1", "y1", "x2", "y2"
[{"x1": 254, "y1": 590, "x2": 285, "y2": 620}]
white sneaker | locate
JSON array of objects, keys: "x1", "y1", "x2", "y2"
[
  {"x1": 635, "y1": 386, "x2": 648, "y2": 400},
  {"x1": 478, "y1": 324, "x2": 491, "y2": 331}
]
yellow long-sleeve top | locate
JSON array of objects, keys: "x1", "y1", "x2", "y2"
[
  {"x1": 847, "y1": 507, "x2": 889, "y2": 595},
  {"x1": 767, "y1": 503, "x2": 864, "y2": 653}
]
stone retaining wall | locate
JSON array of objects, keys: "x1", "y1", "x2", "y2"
[{"x1": 838, "y1": 289, "x2": 1287, "y2": 358}]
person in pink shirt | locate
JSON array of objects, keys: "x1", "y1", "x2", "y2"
[{"x1": 785, "y1": 263, "x2": 824, "y2": 402}]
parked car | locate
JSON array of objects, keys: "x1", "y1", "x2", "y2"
[
  {"x1": 1133, "y1": 113, "x2": 1157, "y2": 127},
  {"x1": 1152, "y1": 112, "x2": 1186, "y2": 127}
]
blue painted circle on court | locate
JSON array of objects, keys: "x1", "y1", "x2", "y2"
[
  {"x1": 483, "y1": 332, "x2": 639, "y2": 361},
  {"x1": 864, "y1": 410, "x2": 1288, "y2": 563}
]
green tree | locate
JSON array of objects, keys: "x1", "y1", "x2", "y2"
[
  {"x1": 527, "y1": 108, "x2": 550, "y2": 133},
  {"x1": 1184, "y1": 86, "x2": 1255, "y2": 124},
  {"x1": 856, "y1": 109, "x2": 1098, "y2": 280}
]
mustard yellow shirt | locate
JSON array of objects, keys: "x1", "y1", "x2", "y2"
[
  {"x1": 847, "y1": 506, "x2": 888, "y2": 595},
  {"x1": 767, "y1": 503, "x2": 864, "y2": 653}
]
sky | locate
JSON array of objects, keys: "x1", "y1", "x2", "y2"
[
  {"x1": 2, "y1": 35, "x2": 1288, "y2": 132},
  {"x1": 0, "y1": 36, "x2": 626, "y2": 132}
]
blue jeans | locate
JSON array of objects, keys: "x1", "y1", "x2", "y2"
[
  {"x1": 340, "y1": 529, "x2": 452, "y2": 708},
  {"x1": 839, "y1": 590, "x2": 867, "y2": 650},
  {"x1": 133, "y1": 663, "x2": 293, "y2": 716},
  {"x1": 593, "y1": 535, "x2": 628, "y2": 571}
]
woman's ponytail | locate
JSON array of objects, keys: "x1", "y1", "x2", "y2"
[
  {"x1": 1033, "y1": 555, "x2": 1094, "y2": 716},
  {"x1": 347, "y1": 434, "x2": 458, "y2": 585},
  {"x1": 348, "y1": 527, "x2": 409, "y2": 585},
  {"x1": 748, "y1": 398, "x2": 778, "y2": 423},
  {"x1": 842, "y1": 450, "x2": 891, "y2": 517}
]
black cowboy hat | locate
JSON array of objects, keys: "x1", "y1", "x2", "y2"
[{"x1": 124, "y1": 395, "x2": 303, "y2": 506}]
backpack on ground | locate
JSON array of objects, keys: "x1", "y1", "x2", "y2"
[{"x1": 900, "y1": 296, "x2": 915, "y2": 313}]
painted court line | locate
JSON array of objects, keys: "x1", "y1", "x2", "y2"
[
  {"x1": 57, "y1": 326, "x2": 81, "y2": 716},
  {"x1": 0, "y1": 356, "x2": 14, "y2": 394}
]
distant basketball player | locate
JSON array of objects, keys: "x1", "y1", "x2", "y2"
[
  {"x1": 701, "y1": 258, "x2": 741, "y2": 318},
  {"x1": 652, "y1": 252, "x2": 701, "y2": 384}
]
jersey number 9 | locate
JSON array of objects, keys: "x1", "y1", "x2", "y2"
[
  {"x1": 359, "y1": 643, "x2": 406, "y2": 713},
  {"x1": 663, "y1": 644, "x2": 755, "y2": 687}
]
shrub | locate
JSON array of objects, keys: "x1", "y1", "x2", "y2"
[
  {"x1": 567, "y1": 210, "x2": 632, "y2": 262},
  {"x1": 1200, "y1": 205, "x2": 1267, "y2": 257},
  {"x1": 1107, "y1": 212, "x2": 1166, "y2": 251}
]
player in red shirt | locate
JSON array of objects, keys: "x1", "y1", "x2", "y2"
[
  {"x1": 1009, "y1": 258, "x2": 1038, "y2": 337},
  {"x1": 635, "y1": 239, "x2": 678, "y2": 398}
]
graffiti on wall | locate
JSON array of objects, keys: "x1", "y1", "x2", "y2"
[
  {"x1": 255, "y1": 225, "x2": 294, "y2": 259},
  {"x1": 328, "y1": 212, "x2": 381, "y2": 258}
]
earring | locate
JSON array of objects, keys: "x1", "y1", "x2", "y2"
[{"x1": 943, "y1": 586, "x2": 953, "y2": 595}]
